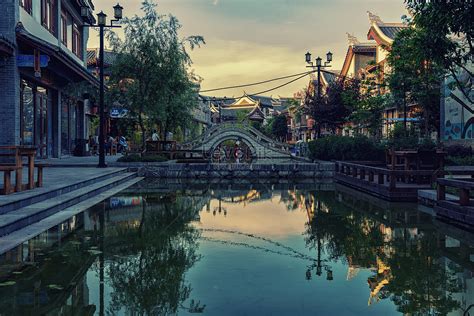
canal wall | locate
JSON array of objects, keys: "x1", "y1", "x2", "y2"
[{"x1": 134, "y1": 162, "x2": 335, "y2": 179}]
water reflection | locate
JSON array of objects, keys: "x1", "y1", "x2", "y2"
[{"x1": 0, "y1": 180, "x2": 472, "y2": 315}]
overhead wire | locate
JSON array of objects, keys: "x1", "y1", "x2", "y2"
[
  {"x1": 204, "y1": 71, "x2": 314, "y2": 102},
  {"x1": 200, "y1": 70, "x2": 315, "y2": 93}
]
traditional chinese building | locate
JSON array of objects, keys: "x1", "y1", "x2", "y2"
[
  {"x1": 365, "y1": 12, "x2": 411, "y2": 136},
  {"x1": 0, "y1": 0, "x2": 98, "y2": 157}
]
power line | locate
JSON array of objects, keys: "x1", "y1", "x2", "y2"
[
  {"x1": 205, "y1": 71, "x2": 312, "y2": 102},
  {"x1": 200, "y1": 70, "x2": 315, "y2": 93}
]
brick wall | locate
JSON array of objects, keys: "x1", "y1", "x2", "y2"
[{"x1": 0, "y1": 0, "x2": 20, "y2": 146}]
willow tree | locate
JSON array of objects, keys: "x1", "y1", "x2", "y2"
[{"x1": 107, "y1": 0, "x2": 204, "y2": 148}]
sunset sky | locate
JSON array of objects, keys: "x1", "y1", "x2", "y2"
[{"x1": 90, "y1": 0, "x2": 407, "y2": 97}]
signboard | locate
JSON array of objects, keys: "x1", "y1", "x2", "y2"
[
  {"x1": 17, "y1": 54, "x2": 50, "y2": 67},
  {"x1": 110, "y1": 108, "x2": 128, "y2": 119},
  {"x1": 442, "y1": 62, "x2": 474, "y2": 140}
]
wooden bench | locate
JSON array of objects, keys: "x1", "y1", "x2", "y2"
[
  {"x1": 34, "y1": 163, "x2": 49, "y2": 188},
  {"x1": 0, "y1": 165, "x2": 21, "y2": 195}
]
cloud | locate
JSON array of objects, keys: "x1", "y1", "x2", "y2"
[{"x1": 213, "y1": 0, "x2": 219, "y2": 5}]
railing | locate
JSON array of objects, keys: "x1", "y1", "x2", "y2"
[
  {"x1": 437, "y1": 178, "x2": 474, "y2": 206},
  {"x1": 182, "y1": 123, "x2": 290, "y2": 152},
  {"x1": 335, "y1": 161, "x2": 438, "y2": 190}
]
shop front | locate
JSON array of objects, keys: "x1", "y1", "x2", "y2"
[{"x1": 16, "y1": 24, "x2": 99, "y2": 158}]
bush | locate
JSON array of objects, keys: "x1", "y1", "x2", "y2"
[
  {"x1": 308, "y1": 136, "x2": 385, "y2": 162},
  {"x1": 117, "y1": 154, "x2": 168, "y2": 163},
  {"x1": 444, "y1": 145, "x2": 473, "y2": 158},
  {"x1": 446, "y1": 156, "x2": 474, "y2": 166}
]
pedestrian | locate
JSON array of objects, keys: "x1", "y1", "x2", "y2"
[{"x1": 152, "y1": 130, "x2": 160, "y2": 141}]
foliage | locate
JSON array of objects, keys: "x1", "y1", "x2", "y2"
[
  {"x1": 444, "y1": 144, "x2": 474, "y2": 165},
  {"x1": 388, "y1": 27, "x2": 444, "y2": 136},
  {"x1": 446, "y1": 155, "x2": 474, "y2": 166},
  {"x1": 107, "y1": 0, "x2": 205, "y2": 149},
  {"x1": 117, "y1": 154, "x2": 168, "y2": 163},
  {"x1": 271, "y1": 114, "x2": 288, "y2": 141},
  {"x1": 235, "y1": 109, "x2": 250, "y2": 123},
  {"x1": 350, "y1": 94, "x2": 387, "y2": 138},
  {"x1": 303, "y1": 79, "x2": 361, "y2": 135},
  {"x1": 385, "y1": 123, "x2": 436, "y2": 150},
  {"x1": 308, "y1": 135, "x2": 385, "y2": 161},
  {"x1": 106, "y1": 194, "x2": 203, "y2": 315},
  {"x1": 405, "y1": 0, "x2": 473, "y2": 105}
]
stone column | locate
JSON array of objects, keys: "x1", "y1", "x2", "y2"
[{"x1": 0, "y1": 0, "x2": 20, "y2": 146}]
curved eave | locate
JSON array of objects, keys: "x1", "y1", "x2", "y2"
[
  {"x1": 367, "y1": 25, "x2": 393, "y2": 48},
  {"x1": 340, "y1": 46, "x2": 354, "y2": 78}
]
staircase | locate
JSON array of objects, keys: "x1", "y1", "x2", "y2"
[{"x1": 0, "y1": 168, "x2": 142, "y2": 254}]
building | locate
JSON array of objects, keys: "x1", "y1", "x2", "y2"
[
  {"x1": 0, "y1": 0, "x2": 98, "y2": 157},
  {"x1": 365, "y1": 12, "x2": 411, "y2": 135}
]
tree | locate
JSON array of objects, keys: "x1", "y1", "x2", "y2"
[
  {"x1": 304, "y1": 79, "x2": 360, "y2": 136},
  {"x1": 404, "y1": 1, "x2": 473, "y2": 105},
  {"x1": 387, "y1": 27, "x2": 444, "y2": 136},
  {"x1": 107, "y1": 1, "x2": 204, "y2": 148},
  {"x1": 350, "y1": 95, "x2": 387, "y2": 138},
  {"x1": 271, "y1": 114, "x2": 288, "y2": 141}
]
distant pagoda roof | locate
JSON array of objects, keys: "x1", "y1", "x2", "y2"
[{"x1": 366, "y1": 11, "x2": 408, "y2": 47}]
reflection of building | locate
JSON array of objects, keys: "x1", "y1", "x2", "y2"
[
  {"x1": 0, "y1": 213, "x2": 96, "y2": 314},
  {"x1": 0, "y1": 1, "x2": 98, "y2": 157}
]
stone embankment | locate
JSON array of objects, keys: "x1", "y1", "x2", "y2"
[{"x1": 135, "y1": 162, "x2": 335, "y2": 179}]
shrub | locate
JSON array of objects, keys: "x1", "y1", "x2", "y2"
[
  {"x1": 446, "y1": 156, "x2": 474, "y2": 166},
  {"x1": 117, "y1": 154, "x2": 168, "y2": 163},
  {"x1": 308, "y1": 136, "x2": 385, "y2": 162},
  {"x1": 444, "y1": 145, "x2": 473, "y2": 158}
]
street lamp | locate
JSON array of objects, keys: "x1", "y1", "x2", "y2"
[
  {"x1": 305, "y1": 50, "x2": 333, "y2": 138},
  {"x1": 81, "y1": 4, "x2": 124, "y2": 168}
]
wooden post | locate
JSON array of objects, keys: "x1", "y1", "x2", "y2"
[
  {"x1": 360, "y1": 169, "x2": 366, "y2": 180},
  {"x1": 368, "y1": 171, "x2": 374, "y2": 182},
  {"x1": 437, "y1": 183, "x2": 446, "y2": 201},
  {"x1": 378, "y1": 172, "x2": 384, "y2": 185},
  {"x1": 352, "y1": 166, "x2": 357, "y2": 177},
  {"x1": 3, "y1": 170, "x2": 11, "y2": 194},
  {"x1": 389, "y1": 171, "x2": 396, "y2": 189},
  {"x1": 459, "y1": 188, "x2": 470, "y2": 206}
]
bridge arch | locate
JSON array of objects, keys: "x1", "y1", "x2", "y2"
[{"x1": 186, "y1": 123, "x2": 293, "y2": 161}]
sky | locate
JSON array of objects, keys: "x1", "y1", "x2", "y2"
[{"x1": 89, "y1": 0, "x2": 407, "y2": 98}]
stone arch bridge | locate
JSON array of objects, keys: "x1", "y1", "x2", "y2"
[{"x1": 182, "y1": 123, "x2": 294, "y2": 161}]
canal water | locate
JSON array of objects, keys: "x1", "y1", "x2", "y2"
[{"x1": 0, "y1": 179, "x2": 473, "y2": 315}]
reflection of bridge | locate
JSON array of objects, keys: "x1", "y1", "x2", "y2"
[{"x1": 184, "y1": 123, "x2": 294, "y2": 161}]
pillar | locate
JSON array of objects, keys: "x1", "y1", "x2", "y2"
[{"x1": 0, "y1": 0, "x2": 20, "y2": 146}]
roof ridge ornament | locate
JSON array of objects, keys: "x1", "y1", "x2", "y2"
[
  {"x1": 346, "y1": 32, "x2": 360, "y2": 45},
  {"x1": 367, "y1": 11, "x2": 383, "y2": 25}
]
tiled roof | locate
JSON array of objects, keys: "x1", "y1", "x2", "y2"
[
  {"x1": 86, "y1": 48, "x2": 117, "y2": 67},
  {"x1": 379, "y1": 25, "x2": 407, "y2": 40}
]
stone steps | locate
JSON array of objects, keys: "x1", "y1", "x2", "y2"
[
  {"x1": 0, "y1": 168, "x2": 128, "y2": 214},
  {"x1": 0, "y1": 176, "x2": 143, "y2": 255},
  {"x1": 0, "y1": 172, "x2": 137, "y2": 237}
]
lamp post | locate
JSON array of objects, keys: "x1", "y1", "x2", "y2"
[
  {"x1": 81, "y1": 4, "x2": 123, "y2": 168},
  {"x1": 305, "y1": 51, "x2": 333, "y2": 138}
]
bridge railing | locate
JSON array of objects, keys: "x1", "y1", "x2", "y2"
[{"x1": 182, "y1": 122, "x2": 290, "y2": 152}]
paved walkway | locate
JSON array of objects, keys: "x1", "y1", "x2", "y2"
[{"x1": 39, "y1": 154, "x2": 122, "y2": 166}]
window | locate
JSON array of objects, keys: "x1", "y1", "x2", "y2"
[
  {"x1": 60, "y1": 11, "x2": 67, "y2": 45},
  {"x1": 20, "y1": 0, "x2": 32, "y2": 14},
  {"x1": 41, "y1": 0, "x2": 56, "y2": 35},
  {"x1": 72, "y1": 23, "x2": 82, "y2": 58}
]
